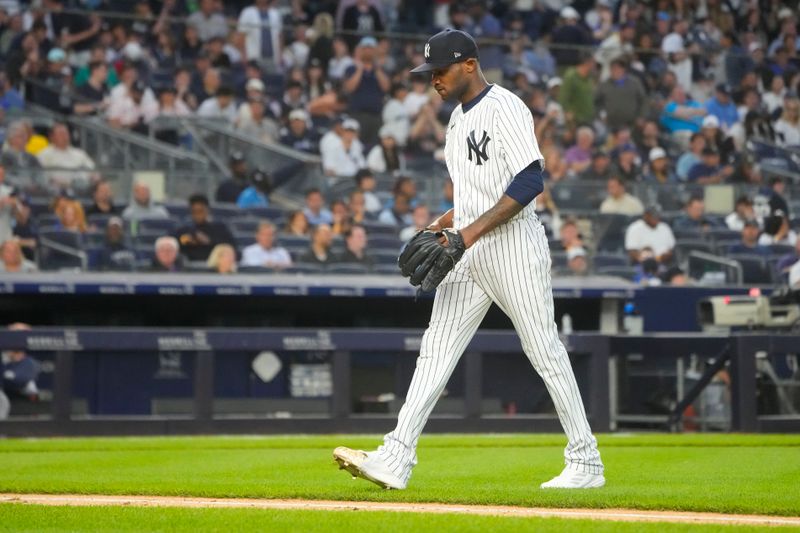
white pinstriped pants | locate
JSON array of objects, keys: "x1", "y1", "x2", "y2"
[{"x1": 378, "y1": 218, "x2": 604, "y2": 484}]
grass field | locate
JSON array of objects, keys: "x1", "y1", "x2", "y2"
[{"x1": 0, "y1": 433, "x2": 798, "y2": 531}]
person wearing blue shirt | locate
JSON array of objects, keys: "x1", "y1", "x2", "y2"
[
  {"x1": 687, "y1": 147, "x2": 730, "y2": 184},
  {"x1": 660, "y1": 85, "x2": 705, "y2": 135},
  {"x1": 236, "y1": 169, "x2": 271, "y2": 208},
  {"x1": 676, "y1": 134, "x2": 706, "y2": 181},
  {"x1": 728, "y1": 220, "x2": 770, "y2": 256},
  {"x1": 705, "y1": 84, "x2": 739, "y2": 130}
]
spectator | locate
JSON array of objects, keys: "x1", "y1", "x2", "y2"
[
  {"x1": 122, "y1": 182, "x2": 169, "y2": 221},
  {"x1": 759, "y1": 211, "x2": 798, "y2": 247},
  {"x1": 400, "y1": 204, "x2": 431, "y2": 242},
  {"x1": 728, "y1": 219, "x2": 770, "y2": 255},
  {"x1": 643, "y1": 147, "x2": 677, "y2": 183},
  {"x1": 299, "y1": 223, "x2": 334, "y2": 264},
  {"x1": 303, "y1": 188, "x2": 333, "y2": 225},
  {"x1": 705, "y1": 83, "x2": 739, "y2": 131},
  {"x1": 36, "y1": 123, "x2": 96, "y2": 189},
  {"x1": 580, "y1": 150, "x2": 613, "y2": 181},
  {"x1": 599, "y1": 176, "x2": 644, "y2": 216},
  {"x1": 408, "y1": 100, "x2": 446, "y2": 156},
  {"x1": 379, "y1": 193, "x2": 412, "y2": 226},
  {"x1": 439, "y1": 179, "x2": 454, "y2": 213},
  {"x1": 0, "y1": 72, "x2": 23, "y2": 112},
  {"x1": 559, "y1": 52, "x2": 596, "y2": 125},
  {"x1": 551, "y1": 7, "x2": 593, "y2": 67},
  {"x1": 215, "y1": 151, "x2": 249, "y2": 204},
  {"x1": 0, "y1": 121, "x2": 40, "y2": 172},
  {"x1": 175, "y1": 194, "x2": 235, "y2": 262},
  {"x1": 156, "y1": 86, "x2": 191, "y2": 118},
  {"x1": 237, "y1": 169, "x2": 272, "y2": 208},
  {"x1": 660, "y1": 85, "x2": 705, "y2": 143},
  {"x1": 534, "y1": 185, "x2": 562, "y2": 238},
  {"x1": 348, "y1": 190, "x2": 368, "y2": 225},
  {"x1": 238, "y1": 0, "x2": 283, "y2": 71},
  {"x1": 330, "y1": 200, "x2": 351, "y2": 236},
  {"x1": 610, "y1": 143, "x2": 640, "y2": 182},
  {"x1": 237, "y1": 97, "x2": 280, "y2": 143},
  {"x1": 558, "y1": 218, "x2": 584, "y2": 252},
  {"x1": 354, "y1": 169, "x2": 381, "y2": 214},
  {"x1": 663, "y1": 266, "x2": 689, "y2": 286},
  {"x1": 341, "y1": 1, "x2": 384, "y2": 51},
  {"x1": 766, "y1": 177, "x2": 791, "y2": 218},
  {"x1": 689, "y1": 146, "x2": 734, "y2": 185},
  {"x1": 774, "y1": 97, "x2": 800, "y2": 147},
  {"x1": 775, "y1": 238, "x2": 800, "y2": 279},
  {"x1": 0, "y1": 323, "x2": 41, "y2": 419},
  {"x1": 0, "y1": 166, "x2": 22, "y2": 244},
  {"x1": 726, "y1": 196, "x2": 757, "y2": 232},
  {"x1": 53, "y1": 197, "x2": 87, "y2": 233},
  {"x1": 790, "y1": 260, "x2": 800, "y2": 290},
  {"x1": 624, "y1": 205, "x2": 676, "y2": 264},
  {"x1": 562, "y1": 246, "x2": 586, "y2": 276},
  {"x1": 0, "y1": 240, "x2": 36, "y2": 273},
  {"x1": 284, "y1": 210, "x2": 310, "y2": 236},
  {"x1": 634, "y1": 249, "x2": 663, "y2": 286},
  {"x1": 187, "y1": 0, "x2": 228, "y2": 43},
  {"x1": 86, "y1": 180, "x2": 120, "y2": 216},
  {"x1": 241, "y1": 221, "x2": 292, "y2": 269},
  {"x1": 564, "y1": 126, "x2": 595, "y2": 176},
  {"x1": 343, "y1": 36, "x2": 390, "y2": 142},
  {"x1": 328, "y1": 37, "x2": 355, "y2": 81},
  {"x1": 98, "y1": 217, "x2": 134, "y2": 271},
  {"x1": 280, "y1": 109, "x2": 317, "y2": 153},
  {"x1": 73, "y1": 60, "x2": 109, "y2": 116},
  {"x1": 382, "y1": 83, "x2": 411, "y2": 147},
  {"x1": 207, "y1": 243, "x2": 237, "y2": 274},
  {"x1": 367, "y1": 126, "x2": 405, "y2": 174},
  {"x1": 198, "y1": 86, "x2": 238, "y2": 124},
  {"x1": 672, "y1": 197, "x2": 720, "y2": 233},
  {"x1": 676, "y1": 133, "x2": 706, "y2": 181},
  {"x1": 699, "y1": 115, "x2": 736, "y2": 166},
  {"x1": 107, "y1": 79, "x2": 159, "y2": 132},
  {"x1": 595, "y1": 58, "x2": 647, "y2": 131},
  {"x1": 336, "y1": 224, "x2": 373, "y2": 267},
  {"x1": 150, "y1": 236, "x2": 183, "y2": 272},
  {"x1": 465, "y1": 1, "x2": 504, "y2": 83},
  {"x1": 321, "y1": 118, "x2": 365, "y2": 178}
]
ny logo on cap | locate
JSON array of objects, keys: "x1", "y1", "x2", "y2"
[{"x1": 424, "y1": 43, "x2": 430, "y2": 59}]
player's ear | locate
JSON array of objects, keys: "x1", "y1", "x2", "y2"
[{"x1": 463, "y1": 59, "x2": 477, "y2": 73}]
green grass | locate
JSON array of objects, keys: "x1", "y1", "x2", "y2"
[
  {"x1": 0, "y1": 505, "x2": 792, "y2": 533},
  {"x1": 0, "y1": 434, "x2": 798, "y2": 518}
]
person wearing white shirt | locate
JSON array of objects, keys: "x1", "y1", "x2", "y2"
[
  {"x1": 725, "y1": 196, "x2": 757, "y2": 231},
  {"x1": 238, "y1": 0, "x2": 283, "y2": 68},
  {"x1": 774, "y1": 97, "x2": 800, "y2": 147},
  {"x1": 758, "y1": 212, "x2": 798, "y2": 247},
  {"x1": 625, "y1": 207, "x2": 676, "y2": 264},
  {"x1": 381, "y1": 83, "x2": 411, "y2": 147},
  {"x1": 106, "y1": 80, "x2": 159, "y2": 129},
  {"x1": 328, "y1": 37, "x2": 355, "y2": 81},
  {"x1": 404, "y1": 78, "x2": 430, "y2": 119},
  {"x1": 240, "y1": 221, "x2": 292, "y2": 269},
  {"x1": 320, "y1": 118, "x2": 365, "y2": 178},
  {"x1": 197, "y1": 87, "x2": 238, "y2": 124},
  {"x1": 36, "y1": 123, "x2": 96, "y2": 188},
  {"x1": 599, "y1": 176, "x2": 644, "y2": 216},
  {"x1": 790, "y1": 259, "x2": 800, "y2": 289}
]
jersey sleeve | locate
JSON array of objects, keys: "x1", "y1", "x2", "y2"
[{"x1": 493, "y1": 95, "x2": 544, "y2": 177}]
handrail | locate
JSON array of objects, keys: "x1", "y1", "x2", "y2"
[
  {"x1": 38, "y1": 235, "x2": 88, "y2": 271},
  {"x1": 687, "y1": 251, "x2": 743, "y2": 285}
]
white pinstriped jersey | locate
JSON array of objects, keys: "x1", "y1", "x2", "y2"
[{"x1": 444, "y1": 84, "x2": 545, "y2": 228}]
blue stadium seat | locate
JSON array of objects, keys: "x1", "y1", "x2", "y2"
[
  {"x1": 244, "y1": 206, "x2": 284, "y2": 221},
  {"x1": 592, "y1": 254, "x2": 628, "y2": 268},
  {"x1": 87, "y1": 214, "x2": 113, "y2": 229},
  {"x1": 234, "y1": 235, "x2": 254, "y2": 249},
  {"x1": 728, "y1": 254, "x2": 772, "y2": 284},
  {"x1": 374, "y1": 264, "x2": 403, "y2": 275},
  {"x1": 231, "y1": 218, "x2": 260, "y2": 234},
  {"x1": 238, "y1": 265, "x2": 276, "y2": 273},
  {"x1": 675, "y1": 240, "x2": 715, "y2": 261},
  {"x1": 137, "y1": 218, "x2": 177, "y2": 235},
  {"x1": 37, "y1": 229, "x2": 85, "y2": 271},
  {"x1": 36, "y1": 214, "x2": 61, "y2": 228},
  {"x1": 362, "y1": 221, "x2": 400, "y2": 237},
  {"x1": 326, "y1": 263, "x2": 370, "y2": 274},
  {"x1": 211, "y1": 204, "x2": 240, "y2": 221},
  {"x1": 596, "y1": 266, "x2": 638, "y2": 281},
  {"x1": 768, "y1": 244, "x2": 795, "y2": 256},
  {"x1": 279, "y1": 236, "x2": 310, "y2": 248},
  {"x1": 369, "y1": 236, "x2": 403, "y2": 249},
  {"x1": 285, "y1": 263, "x2": 324, "y2": 274},
  {"x1": 164, "y1": 203, "x2": 189, "y2": 219}
]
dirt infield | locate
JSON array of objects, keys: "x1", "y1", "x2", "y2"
[{"x1": 2, "y1": 493, "x2": 800, "y2": 527}]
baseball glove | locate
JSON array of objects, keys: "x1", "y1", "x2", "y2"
[{"x1": 398, "y1": 229, "x2": 466, "y2": 292}]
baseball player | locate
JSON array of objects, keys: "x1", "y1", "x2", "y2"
[{"x1": 334, "y1": 29, "x2": 605, "y2": 490}]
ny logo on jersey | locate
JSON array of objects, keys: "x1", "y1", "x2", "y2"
[{"x1": 466, "y1": 130, "x2": 491, "y2": 165}]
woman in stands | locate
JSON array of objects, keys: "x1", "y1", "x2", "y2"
[
  {"x1": 284, "y1": 210, "x2": 309, "y2": 236},
  {"x1": 53, "y1": 197, "x2": 87, "y2": 233},
  {"x1": 207, "y1": 244, "x2": 237, "y2": 274}
]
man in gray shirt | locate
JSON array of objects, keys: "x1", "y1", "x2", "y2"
[{"x1": 121, "y1": 181, "x2": 169, "y2": 221}]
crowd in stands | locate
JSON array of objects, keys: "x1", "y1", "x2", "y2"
[{"x1": 0, "y1": 1, "x2": 799, "y2": 287}]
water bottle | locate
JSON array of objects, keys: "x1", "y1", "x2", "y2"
[
  {"x1": 623, "y1": 301, "x2": 643, "y2": 334},
  {"x1": 561, "y1": 313, "x2": 573, "y2": 335}
]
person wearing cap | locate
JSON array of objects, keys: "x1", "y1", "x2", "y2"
[
  {"x1": 643, "y1": 146, "x2": 677, "y2": 184},
  {"x1": 238, "y1": 0, "x2": 283, "y2": 71},
  {"x1": 341, "y1": 0, "x2": 385, "y2": 51},
  {"x1": 215, "y1": 152, "x2": 249, "y2": 204},
  {"x1": 594, "y1": 21, "x2": 636, "y2": 82},
  {"x1": 705, "y1": 83, "x2": 738, "y2": 130},
  {"x1": 280, "y1": 108, "x2": 318, "y2": 153},
  {"x1": 595, "y1": 58, "x2": 647, "y2": 130},
  {"x1": 321, "y1": 117, "x2": 366, "y2": 178},
  {"x1": 566, "y1": 246, "x2": 589, "y2": 276},
  {"x1": 98, "y1": 216, "x2": 134, "y2": 271},
  {"x1": 551, "y1": 6, "x2": 593, "y2": 67},
  {"x1": 236, "y1": 169, "x2": 272, "y2": 208},
  {"x1": 343, "y1": 36, "x2": 390, "y2": 143},
  {"x1": 625, "y1": 205, "x2": 676, "y2": 265},
  {"x1": 599, "y1": 176, "x2": 644, "y2": 216},
  {"x1": 580, "y1": 150, "x2": 613, "y2": 181},
  {"x1": 559, "y1": 52, "x2": 596, "y2": 126},
  {"x1": 687, "y1": 147, "x2": 728, "y2": 184},
  {"x1": 728, "y1": 219, "x2": 770, "y2": 256},
  {"x1": 699, "y1": 114, "x2": 736, "y2": 165},
  {"x1": 334, "y1": 27, "x2": 606, "y2": 492},
  {"x1": 106, "y1": 78, "x2": 159, "y2": 131},
  {"x1": 367, "y1": 124, "x2": 405, "y2": 174},
  {"x1": 610, "y1": 143, "x2": 640, "y2": 182}
]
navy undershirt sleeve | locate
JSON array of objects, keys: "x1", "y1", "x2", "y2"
[{"x1": 504, "y1": 159, "x2": 544, "y2": 206}]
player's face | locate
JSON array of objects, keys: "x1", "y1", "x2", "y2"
[{"x1": 430, "y1": 62, "x2": 467, "y2": 101}]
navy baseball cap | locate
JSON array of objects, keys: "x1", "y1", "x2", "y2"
[{"x1": 410, "y1": 29, "x2": 479, "y2": 73}]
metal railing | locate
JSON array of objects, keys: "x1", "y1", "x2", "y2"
[{"x1": 687, "y1": 251, "x2": 743, "y2": 285}]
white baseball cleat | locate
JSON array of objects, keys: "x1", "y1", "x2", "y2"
[
  {"x1": 333, "y1": 446, "x2": 407, "y2": 490},
  {"x1": 540, "y1": 467, "x2": 606, "y2": 489}
]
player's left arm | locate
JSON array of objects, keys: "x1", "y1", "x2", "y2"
[{"x1": 460, "y1": 98, "x2": 545, "y2": 248}]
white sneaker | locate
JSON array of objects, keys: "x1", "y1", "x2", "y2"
[
  {"x1": 333, "y1": 446, "x2": 407, "y2": 490},
  {"x1": 540, "y1": 467, "x2": 606, "y2": 489}
]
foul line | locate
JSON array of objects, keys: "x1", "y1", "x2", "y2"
[{"x1": 1, "y1": 494, "x2": 799, "y2": 527}]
